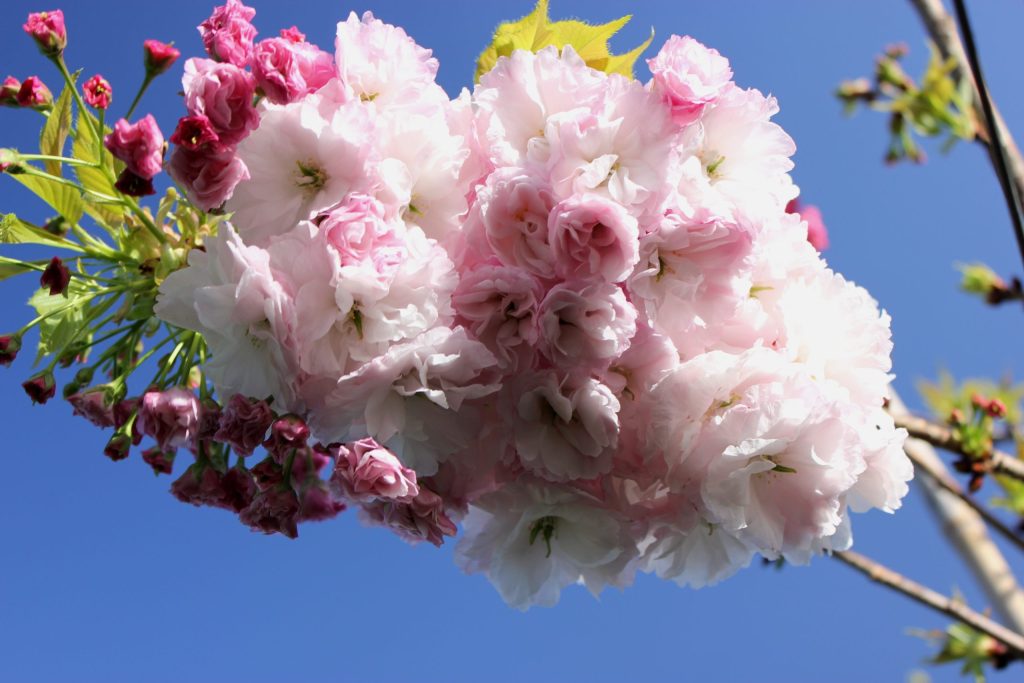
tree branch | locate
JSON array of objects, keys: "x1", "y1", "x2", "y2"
[
  {"x1": 889, "y1": 391, "x2": 1024, "y2": 633},
  {"x1": 904, "y1": 440, "x2": 1024, "y2": 554},
  {"x1": 909, "y1": 0, "x2": 1024, "y2": 270},
  {"x1": 893, "y1": 412, "x2": 1024, "y2": 483},
  {"x1": 834, "y1": 550, "x2": 1024, "y2": 659}
]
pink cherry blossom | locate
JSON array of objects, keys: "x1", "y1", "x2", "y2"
[
  {"x1": 252, "y1": 37, "x2": 334, "y2": 105},
  {"x1": 198, "y1": 0, "x2": 257, "y2": 67},
  {"x1": 182, "y1": 58, "x2": 259, "y2": 146},
  {"x1": 648, "y1": 35, "x2": 733, "y2": 126},
  {"x1": 104, "y1": 115, "x2": 164, "y2": 179},
  {"x1": 331, "y1": 438, "x2": 420, "y2": 502}
]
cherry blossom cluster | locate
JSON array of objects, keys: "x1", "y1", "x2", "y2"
[{"x1": 147, "y1": 4, "x2": 911, "y2": 608}]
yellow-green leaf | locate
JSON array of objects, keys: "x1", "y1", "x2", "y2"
[
  {"x1": 39, "y1": 83, "x2": 74, "y2": 176},
  {"x1": 73, "y1": 111, "x2": 125, "y2": 227},
  {"x1": 8, "y1": 173, "x2": 85, "y2": 228},
  {"x1": 0, "y1": 213, "x2": 83, "y2": 251},
  {"x1": 475, "y1": 0, "x2": 652, "y2": 82},
  {"x1": 0, "y1": 259, "x2": 35, "y2": 282}
]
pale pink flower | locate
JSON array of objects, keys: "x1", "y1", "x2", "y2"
[
  {"x1": 548, "y1": 193, "x2": 639, "y2": 283},
  {"x1": 786, "y1": 198, "x2": 829, "y2": 251},
  {"x1": 648, "y1": 35, "x2": 733, "y2": 126},
  {"x1": 456, "y1": 482, "x2": 637, "y2": 609},
  {"x1": 331, "y1": 437, "x2": 420, "y2": 502},
  {"x1": 477, "y1": 168, "x2": 558, "y2": 279},
  {"x1": 538, "y1": 281, "x2": 637, "y2": 370}
]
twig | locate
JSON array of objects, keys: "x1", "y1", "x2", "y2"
[
  {"x1": 893, "y1": 413, "x2": 1024, "y2": 483},
  {"x1": 909, "y1": 0, "x2": 1024, "y2": 271},
  {"x1": 889, "y1": 391, "x2": 1024, "y2": 632},
  {"x1": 834, "y1": 550, "x2": 1024, "y2": 658},
  {"x1": 904, "y1": 441, "x2": 1024, "y2": 553}
]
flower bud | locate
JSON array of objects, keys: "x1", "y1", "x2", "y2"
[
  {"x1": 137, "y1": 388, "x2": 201, "y2": 451},
  {"x1": 215, "y1": 394, "x2": 274, "y2": 456},
  {"x1": 0, "y1": 77, "x2": 21, "y2": 106},
  {"x1": 143, "y1": 40, "x2": 181, "y2": 77},
  {"x1": 40, "y1": 256, "x2": 70, "y2": 295},
  {"x1": 104, "y1": 432, "x2": 132, "y2": 461},
  {"x1": 105, "y1": 115, "x2": 165, "y2": 180},
  {"x1": 16, "y1": 76, "x2": 52, "y2": 108},
  {"x1": 83, "y1": 74, "x2": 112, "y2": 110},
  {"x1": 198, "y1": 0, "x2": 257, "y2": 67},
  {"x1": 67, "y1": 388, "x2": 116, "y2": 427},
  {"x1": 170, "y1": 114, "x2": 221, "y2": 152},
  {"x1": 22, "y1": 371, "x2": 56, "y2": 404},
  {"x1": 0, "y1": 334, "x2": 21, "y2": 367},
  {"x1": 114, "y1": 170, "x2": 156, "y2": 197},
  {"x1": 142, "y1": 447, "x2": 175, "y2": 474},
  {"x1": 264, "y1": 414, "x2": 310, "y2": 461},
  {"x1": 23, "y1": 10, "x2": 66, "y2": 58}
]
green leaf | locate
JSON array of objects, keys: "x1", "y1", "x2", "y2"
[
  {"x1": 0, "y1": 260, "x2": 35, "y2": 282},
  {"x1": 29, "y1": 281, "x2": 90, "y2": 363},
  {"x1": 73, "y1": 111, "x2": 125, "y2": 227},
  {"x1": 0, "y1": 213, "x2": 83, "y2": 251},
  {"x1": 475, "y1": 0, "x2": 651, "y2": 81},
  {"x1": 8, "y1": 172, "x2": 85, "y2": 227},
  {"x1": 39, "y1": 83, "x2": 74, "y2": 176}
]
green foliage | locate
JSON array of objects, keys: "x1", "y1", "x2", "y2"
[
  {"x1": 8, "y1": 172, "x2": 85, "y2": 227},
  {"x1": 918, "y1": 371, "x2": 1024, "y2": 427},
  {"x1": 73, "y1": 110, "x2": 125, "y2": 227},
  {"x1": 838, "y1": 43, "x2": 976, "y2": 164},
  {"x1": 0, "y1": 213, "x2": 83, "y2": 251},
  {"x1": 28, "y1": 280, "x2": 91, "y2": 363},
  {"x1": 39, "y1": 82, "x2": 74, "y2": 176},
  {"x1": 475, "y1": 0, "x2": 652, "y2": 82}
]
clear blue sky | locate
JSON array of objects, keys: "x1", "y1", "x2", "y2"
[{"x1": 2, "y1": 1, "x2": 1023, "y2": 681}]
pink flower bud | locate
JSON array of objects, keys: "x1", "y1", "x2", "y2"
[
  {"x1": 22, "y1": 372, "x2": 55, "y2": 404},
  {"x1": 170, "y1": 114, "x2": 221, "y2": 152},
  {"x1": 137, "y1": 388, "x2": 201, "y2": 451},
  {"x1": 251, "y1": 36, "x2": 334, "y2": 105},
  {"x1": 23, "y1": 10, "x2": 66, "y2": 57},
  {"x1": 167, "y1": 144, "x2": 248, "y2": 211},
  {"x1": 0, "y1": 77, "x2": 21, "y2": 106},
  {"x1": 198, "y1": 0, "x2": 257, "y2": 67},
  {"x1": 172, "y1": 463, "x2": 227, "y2": 508},
  {"x1": 786, "y1": 199, "x2": 829, "y2": 252},
  {"x1": 280, "y1": 26, "x2": 305, "y2": 43},
  {"x1": 82, "y1": 74, "x2": 112, "y2": 110},
  {"x1": 182, "y1": 58, "x2": 258, "y2": 146},
  {"x1": 0, "y1": 334, "x2": 21, "y2": 367},
  {"x1": 221, "y1": 466, "x2": 258, "y2": 511},
  {"x1": 104, "y1": 432, "x2": 132, "y2": 461},
  {"x1": 331, "y1": 438, "x2": 420, "y2": 503},
  {"x1": 143, "y1": 40, "x2": 180, "y2": 76},
  {"x1": 240, "y1": 487, "x2": 300, "y2": 538},
  {"x1": 215, "y1": 394, "x2": 275, "y2": 456},
  {"x1": 360, "y1": 488, "x2": 457, "y2": 547},
  {"x1": 104, "y1": 114, "x2": 165, "y2": 180},
  {"x1": 142, "y1": 447, "x2": 175, "y2": 474},
  {"x1": 40, "y1": 256, "x2": 70, "y2": 295},
  {"x1": 16, "y1": 76, "x2": 51, "y2": 108},
  {"x1": 264, "y1": 414, "x2": 310, "y2": 462},
  {"x1": 297, "y1": 482, "x2": 346, "y2": 522},
  {"x1": 67, "y1": 389, "x2": 116, "y2": 427},
  {"x1": 249, "y1": 456, "x2": 284, "y2": 491}
]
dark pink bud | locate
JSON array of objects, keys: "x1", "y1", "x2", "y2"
[
  {"x1": 239, "y1": 486, "x2": 300, "y2": 538},
  {"x1": 0, "y1": 334, "x2": 22, "y2": 367},
  {"x1": 40, "y1": 256, "x2": 70, "y2": 295},
  {"x1": 143, "y1": 40, "x2": 180, "y2": 76},
  {"x1": 297, "y1": 482, "x2": 345, "y2": 522},
  {"x1": 171, "y1": 463, "x2": 226, "y2": 507},
  {"x1": 16, "y1": 76, "x2": 52, "y2": 108},
  {"x1": 167, "y1": 144, "x2": 248, "y2": 211},
  {"x1": 264, "y1": 414, "x2": 310, "y2": 462},
  {"x1": 198, "y1": 0, "x2": 257, "y2": 67},
  {"x1": 251, "y1": 36, "x2": 334, "y2": 105},
  {"x1": 105, "y1": 115, "x2": 164, "y2": 179},
  {"x1": 215, "y1": 394, "x2": 274, "y2": 456},
  {"x1": 137, "y1": 388, "x2": 201, "y2": 451},
  {"x1": 104, "y1": 432, "x2": 132, "y2": 461},
  {"x1": 360, "y1": 487, "x2": 457, "y2": 547},
  {"x1": 67, "y1": 389, "x2": 116, "y2": 428},
  {"x1": 114, "y1": 170, "x2": 155, "y2": 196},
  {"x1": 221, "y1": 466, "x2": 258, "y2": 512},
  {"x1": 23, "y1": 10, "x2": 66, "y2": 57},
  {"x1": 22, "y1": 372, "x2": 55, "y2": 404},
  {"x1": 83, "y1": 74, "x2": 112, "y2": 110},
  {"x1": 170, "y1": 114, "x2": 221, "y2": 152},
  {"x1": 280, "y1": 26, "x2": 305, "y2": 43},
  {"x1": 249, "y1": 456, "x2": 284, "y2": 491},
  {"x1": 0, "y1": 77, "x2": 21, "y2": 106},
  {"x1": 198, "y1": 399, "x2": 222, "y2": 441},
  {"x1": 142, "y1": 447, "x2": 175, "y2": 474}
]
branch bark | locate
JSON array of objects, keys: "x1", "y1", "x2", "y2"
[
  {"x1": 889, "y1": 391, "x2": 1024, "y2": 633},
  {"x1": 893, "y1": 412, "x2": 1024, "y2": 483},
  {"x1": 834, "y1": 550, "x2": 1024, "y2": 658}
]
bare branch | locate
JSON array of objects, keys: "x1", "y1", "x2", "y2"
[
  {"x1": 893, "y1": 412, "x2": 1024, "y2": 483},
  {"x1": 834, "y1": 549, "x2": 1024, "y2": 658}
]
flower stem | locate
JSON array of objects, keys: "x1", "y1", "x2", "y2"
[{"x1": 125, "y1": 74, "x2": 154, "y2": 121}]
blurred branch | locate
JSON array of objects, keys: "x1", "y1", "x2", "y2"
[
  {"x1": 894, "y1": 412, "x2": 1024, "y2": 483},
  {"x1": 833, "y1": 549, "x2": 1024, "y2": 659},
  {"x1": 890, "y1": 391, "x2": 1024, "y2": 633},
  {"x1": 905, "y1": 438, "x2": 1024, "y2": 554},
  {"x1": 909, "y1": 0, "x2": 1024, "y2": 270}
]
